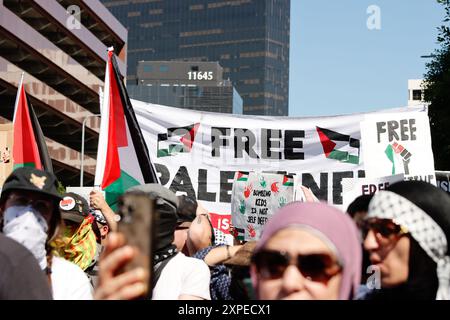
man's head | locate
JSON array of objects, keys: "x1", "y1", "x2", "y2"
[
  {"x1": 90, "y1": 209, "x2": 109, "y2": 241},
  {"x1": 59, "y1": 192, "x2": 89, "y2": 227},
  {"x1": 346, "y1": 194, "x2": 373, "y2": 227},
  {"x1": 127, "y1": 184, "x2": 178, "y2": 252},
  {"x1": 0, "y1": 167, "x2": 62, "y2": 241},
  {"x1": 173, "y1": 195, "x2": 197, "y2": 253}
]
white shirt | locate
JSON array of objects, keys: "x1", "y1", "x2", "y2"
[
  {"x1": 51, "y1": 257, "x2": 93, "y2": 300},
  {"x1": 153, "y1": 252, "x2": 211, "y2": 300}
]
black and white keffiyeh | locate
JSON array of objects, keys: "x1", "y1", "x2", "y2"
[{"x1": 368, "y1": 190, "x2": 450, "y2": 300}]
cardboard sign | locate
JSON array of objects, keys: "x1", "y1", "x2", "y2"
[
  {"x1": 361, "y1": 113, "x2": 436, "y2": 185},
  {"x1": 341, "y1": 174, "x2": 404, "y2": 211},
  {"x1": 66, "y1": 186, "x2": 105, "y2": 204},
  {"x1": 0, "y1": 124, "x2": 13, "y2": 186},
  {"x1": 231, "y1": 172, "x2": 294, "y2": 241}
]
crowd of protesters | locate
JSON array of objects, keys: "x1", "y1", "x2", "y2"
[{"x1": 1, "y1": 166, "x2": 450, "y2": 300}]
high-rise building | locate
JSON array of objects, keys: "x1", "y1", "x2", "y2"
[
  {"x1": 128, "y1": 61, "x2": 243, "y2": 114},
  {"x1": 101, "y1": 0, "x2": 290, "y2": 116},
  {"x1": 0, "y1": 0, "x2": 127, "y2": 186}
]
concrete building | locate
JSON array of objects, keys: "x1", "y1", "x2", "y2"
[
  {"x1": 0, "y1": 0, "x2": 127, "y2": 186},
  {"x1": 408, "y1": 79, "x2": 425, "y2": 106},
  {"x1": 128, "y1": 61, "x2": 243, "y2": 114}
]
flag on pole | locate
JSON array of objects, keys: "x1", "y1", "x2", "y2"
[
  {"x1": 94, "y1": 48, "x2": 159, "y2": 208},
  {"x1": 13, "y1": 74, "x2": 53, "y2": 172}
]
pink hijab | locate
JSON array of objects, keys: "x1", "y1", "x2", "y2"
[{"x1": 254, "y1": 201, "x2": 362, "y2": 300}]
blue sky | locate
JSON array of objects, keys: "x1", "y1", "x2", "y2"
[{"x1": 289, "y1": 0, "x2": 444, "y2": 116}]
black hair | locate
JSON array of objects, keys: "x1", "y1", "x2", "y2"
[{"x1": 346, "y1": 194, "x2": 373, "y2": 218}]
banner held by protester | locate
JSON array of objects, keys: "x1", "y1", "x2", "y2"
[
  {"x1": 341, "y1": 174, "x2": 405, "y2": 211},
  {"x1": 360, "y1": 112, "x2": 436, "y2": 185},
  {"x1": 231, "y1": 172, "x2": 294, "y2": 241},
  {"x1": 132, "y1": 100, "x2": 430, "y2": 229}
]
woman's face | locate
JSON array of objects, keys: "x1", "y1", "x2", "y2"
[
  {"x1": 251, "y1": 227, "x2": 342, "y2": 300},
  {"x1": 362, "y1": 219, "x2": 410, "y2": 287}
]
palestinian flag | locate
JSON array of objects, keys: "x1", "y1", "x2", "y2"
[
  {"x1": 316, "y1": 126, "x2": 360, "y2": 165},
  {"x1": 236, "y1": 171, "x2": 249, "y2": 182},
  {"x1": 282, "y1": 175, "x2": 294, "y2": 186},
  {"x1": 157, "y1": 123, "x2": 200, "y2": 157},
  {"x1": 234, "y1": 227, "x2": 245, "y2": 242},
  {"x1": 94, "y1": 49, "x2": 159, "y2": 209},
  {"x1": 12, "y1": 74, "x2": 53, "y2": 172}
]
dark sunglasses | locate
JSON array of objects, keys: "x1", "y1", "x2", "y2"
[
  {"x1": 7, "y1": 194, "x2": 54, "y2": 215},
  {"x1": 252, "y1": 249, "x2": 342, "y2": 283},
  {"x1": 360, "y1": 218, "x2": 408, "y2": 240}
]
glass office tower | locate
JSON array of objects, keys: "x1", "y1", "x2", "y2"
[{"x1": 102, "y1": 0, "x2": 290, "y2": 116}]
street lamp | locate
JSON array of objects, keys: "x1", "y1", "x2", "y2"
[
  {"x1": 420, "y1": 54, "x2": 437, "y2": 58},
  {"x1": 80, "y1": 114, "x2": 100, "y2": 186}
]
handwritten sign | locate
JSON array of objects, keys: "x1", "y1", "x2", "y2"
[
  {"x1": 231, "y1": 172, "x2": 294, "y2": 241},
  {"x1": 361, "y1": 113, "x2": 436, "y2": 185}
]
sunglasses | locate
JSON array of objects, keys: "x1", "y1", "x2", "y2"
[
  {"x1": 7, "y1": 194, "x2": 54, "y2": 215},
  {"x1": 360, "y1": 218, "x2": 408, "y2": 240},
  {"x1": 252, "y1": 249, "x2": 342, "y2": 283}
]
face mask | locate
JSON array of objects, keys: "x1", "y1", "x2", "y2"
[
  {"x1": 3, "y1": 206, "x2": 49, "y2": 270},
  {"x1": 52, "y1": 216, "x2": 97, "y2": 271}
]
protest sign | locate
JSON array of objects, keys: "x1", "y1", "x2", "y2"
[
  {"x1": 0, "y1": 124, "x2": 13, "y2": 186},
  {"x1": 132, "y1": 100, "x2": 429, "y2": 222},
  {"x1": 66, "y1": 187, "x2": 107, "y2": 221},
  {"x1": 231, "y1": 172, "x2": 294, "y2": 241},
  {"x1": 341, "y1": 174, "x2": 404, "y2": 211},
  {"x1": 436, "y1": 171, "x2": 450, "y2": 195},
  {"x1": 360, "y1": 112, "x2": 436, "y2": 185}
]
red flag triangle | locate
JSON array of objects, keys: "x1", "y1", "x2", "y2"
[{"x1": 13, "y1": 83, "x2": 42, "y2": 169}]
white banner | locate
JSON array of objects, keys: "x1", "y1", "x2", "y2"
[
  {"x1": 132, "y1": 100, "x2": 430, "y2": 230},
  {"x1": 361, "y1": 112, "x2": 436, "y2": 185},
  {"x1": 341, "y1": 174, "x2": 405, "y2": 211}
]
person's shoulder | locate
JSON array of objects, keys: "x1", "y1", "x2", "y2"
[
  {"x1": 175, "y1": 253, "x2": 210, "y2": 273},
  {"x1": 52, "y1": 256, "x2": 88, "y2": 277},
  {"x1": 0, "y1": 234, "x2": 36, "y2": 267}
]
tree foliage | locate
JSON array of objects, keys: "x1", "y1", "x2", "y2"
[{"x1": 424, "y1": 0, "x2": 450, "y2": 170}]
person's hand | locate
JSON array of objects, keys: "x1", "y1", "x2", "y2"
[
  {"x1": 301, "y1": 186, "x2": 319, "y2": 202},
  {"x1": 94, "y1": 232, "x2": 147, "y2": 300},
  {"x1": 90, "y1": 190, "x2": 108, "y2": 211}
]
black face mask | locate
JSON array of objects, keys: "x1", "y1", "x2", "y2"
[{"x1": 154, "y1": 202, "x2": 178, "y2": 252}]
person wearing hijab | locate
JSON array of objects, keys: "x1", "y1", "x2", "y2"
[
  {"x1": 361, "y1": 180, "x2": 450, "y2": 300},
  {"x1": 250, "y1": 201, "x2": 362, "y2": 300}
]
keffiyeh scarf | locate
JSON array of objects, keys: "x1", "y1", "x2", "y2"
[{"x1": 368, "y1": 191, "x2": 450, "y2": 300}]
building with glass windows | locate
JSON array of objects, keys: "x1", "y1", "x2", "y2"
[
  {"x1": 101, "y1": 0, "x2": 290, "y2": 116},
  {"x1": 128, "y1": 61, "x2": 243, "y2": 114}
]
